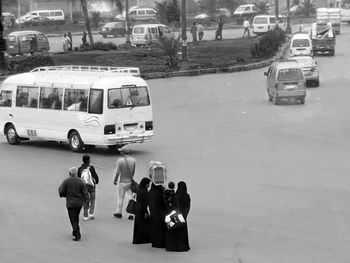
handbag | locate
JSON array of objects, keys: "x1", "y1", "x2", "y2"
[
  {"x1": 126, "y1": 193, "x2": 137, "y2": 214},
  {"x1": 165, "y1": 209, "x2": 186, "y2": 230}
]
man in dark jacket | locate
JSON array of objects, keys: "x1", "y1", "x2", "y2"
[
  {"x1": 59, "y1": 167, "x2": 89, "y2": 241},
  {"x1": 78, "y1": 155, "x2": 99, "y2": 220}
]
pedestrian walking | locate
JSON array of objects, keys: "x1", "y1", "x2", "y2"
[
  {"x1": 165, "y1": 181, "x2": 191, "y2": 251},
  {"x1": 62, "y1": 33, "x2": 70, "y2": 52},
  {"x1": 215, "y1": 17, "x2": 224, "y2": 40},
  {"x1": 67, "y1": 32, "x2": 73, "y2": 51},
  {"x1": 132, "y1": 177, "x2": 151, "y2": 244},
  {"x1": 113, "y1": 146, "x2": 136, "y2": 220},
  {"x1": 58, "y1": 167, "x2": 89, "y2": 241},
  {"x1": 197, "y1": 22, "x2": 204, "y2": 41},
  {"x1": 242, "y1": 18, "x2": 251, "y2": 38},
  {"x1": 78, "y1": 155, "x2": 99, "y2": 220},
  {"x1": 190, "y1": 22, "x2": 198, "y2": 43},
  {"x1": 148, "y1": 179, "x2": 167, "y2": 248},
  {"x1": 82, "y1": 31, "x2": 87, "y2": 45}
]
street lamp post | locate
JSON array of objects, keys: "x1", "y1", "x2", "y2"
[
  {"x1": 0, "y1": 0, "x2": 8, "y2": 74},
  {"x1": 125, "y1": 0, "x2": 131, "y2": 48},
  {"x1": 286, "y1": 0, "x2": 292, "y2": 34},
  {"x1": 180, "y1": 0, "x2": 189, "y2": 70}
]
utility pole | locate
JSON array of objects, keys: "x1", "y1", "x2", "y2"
[
  {"x1": 0, "y1": 0, "x2": 8, "y2": 74},
  {"x1": 275, "y1": 0, "x2": 279, "y2": 18},
  {"x1": 180, "y1": 0, "x2": 189, "y2": 70},
  {"x1": 286, "y1": 0, "x2": 292, "y2": 34},
  {"x1": 125, "y1": 0, "x2": 131, "y2": 48}
]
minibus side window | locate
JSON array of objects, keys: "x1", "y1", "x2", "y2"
[
  {"x1": 39, "y1": 87, "x2": 63, "y2": 110},
  {"x1": 16, "y1": 86, "x2": 38, "y2": 108},
  {"x1": 89, "y1": 89, "x2": 103, "y2": 114},
  {"x1": 64, "y1": 89, "x2": 88, "y2": 112},
  {"x1": 0, "y1": 91, "x2": 12, "y2": 107}
]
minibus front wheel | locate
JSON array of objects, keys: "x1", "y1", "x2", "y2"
[
  {"x1": 5, "y1": 124, "x2": 20, "y2": 145},
  {"x1": 69, "y1": 131, "x2": 84, "y2": 152}
]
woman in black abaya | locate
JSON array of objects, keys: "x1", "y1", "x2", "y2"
[{"x1": 132, "y1": 177, "x2": 151, "y2": 244}]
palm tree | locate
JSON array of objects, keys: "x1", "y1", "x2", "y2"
[
  {"x1": 80, "y1": 0, "x2": 94, "y2": 45},
  {"x1": 301, "y1": 0, "x2": 316, "y2": 18}
]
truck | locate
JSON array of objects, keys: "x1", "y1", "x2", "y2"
[
  {"x1": 311, "y1": 22, "x2": 336, "y2": 56},
  {"x1": 316, "y1": 8, "x2": 341, "y2": 34}
]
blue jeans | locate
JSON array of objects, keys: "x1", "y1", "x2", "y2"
[{"x1": 83, "y1": 186, "x2": 96, "y2": 217}]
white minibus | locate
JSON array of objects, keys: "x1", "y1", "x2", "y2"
[{"x1": 0, "y1": 66, "x2": 153, "y2": 152}]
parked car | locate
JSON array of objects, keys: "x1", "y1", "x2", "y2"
[
  {"x1": 129, "y1": 7, "x2": 157, "y2": 22},
  {"x1": 23, "y1": 16, "x2": 52, "y2": 27},
  {"x1": 264, "y1": 60, "x2": 306, "y2": 105},
  {"x1": 252, "y1": 15, "x2": 286, "y2": 36},
  {"x1": 6, "y1": 31, "x2": 50, "y2": 56},
  {"x1": 16, "y1": 9, "x2": 65, "y2": 25},
  {"x1": 291, "y1": 56, "x2": 320, "y2": 87},
  {"x1": 290, "y1": 32, "x2": 313, "y2": 57},
  {"x1": 131, "y1": 23, "x2": 174, "y2": 47},
  {"x1": 233, "y1": 4, "x2": 259, "y2": 24},
  {"x1": 99, "y1": 22, "x2": 130, "y2": 38}
]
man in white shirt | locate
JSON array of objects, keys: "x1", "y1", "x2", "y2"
[{"x1": 243, "y1": 18, "x2": 251, "y2": 38}]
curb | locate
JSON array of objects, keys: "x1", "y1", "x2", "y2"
[{"x1": 141, "y1": 40, "x2": 290, "y2": 80}]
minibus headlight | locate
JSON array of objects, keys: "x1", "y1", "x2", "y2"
[
  {"x1": 145, "y1": 121, "x2": 153, "y2": 131},
  {"x1": 104, "y1": 125, "x2": 116, "y2": 135}
]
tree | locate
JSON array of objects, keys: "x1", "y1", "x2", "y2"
[
  {"x1": 301, "y1": 0, "x2": 316, "y2": 17},
  {"x1": 200, "y1": 0, "x2": 217, "y2": 20},
  {"x1": 80, "y1": 0, "x2": 94, "y2": 45},
  {"x1": 156, "y1": 1, "x2": 168, "y2": 24},
  {"x1": 166, "y1": 0, "x2": 180, "y2": 24},
  {"x1": 255, "y1": 1, "x2": 269, "y2": 14}
]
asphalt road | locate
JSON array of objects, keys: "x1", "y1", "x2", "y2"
[
  {"x1": 1, "y1": 25, "x2": 350, "y2": 263},
  {"x1": 48, "y1": 23, "x2": 310, "y2": 53}
]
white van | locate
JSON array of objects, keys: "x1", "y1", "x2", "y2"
[
  {"x1": 290, "y1": 32, "x2": 313, "y2": 57},
  {"x1": 0, "y1": 66, "x2": 153, "y2": 152},
  {"x1": 17, "y1": 10, "x2": 65, "y2": 24},
  {"x1": 253, "y1": 15, "x2": 286, "y2": 35},
  {"x1": 131, "y1": 24, "x2": 174, "y2": 47}
]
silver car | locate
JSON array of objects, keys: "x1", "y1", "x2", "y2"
[{"x1": 291, "y1": 56, "x2": 320, "y2": 87}]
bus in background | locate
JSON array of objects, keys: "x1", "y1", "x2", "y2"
[
  {"x1": 0, "y1": 66, "x2": 154, "y2": 152},
  {"x1": 335, "y1": 0, "x2": 350, "y2": 23}
]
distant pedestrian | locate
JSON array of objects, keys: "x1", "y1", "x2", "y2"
[
  {"x1": 10, "y1": 16, "x2": 16, "y2": 29},
  {"x1": 242, "y1": 18, "x2": 250, "y2": 38},
  {"x1": 113, "y1": 146, "x2": 136, "y2": 220},
  {"x1": 82, "y1": 31, "x2": 87, "y2": 44},
  {"x1": 78, "y1": 155, "x2": 99, "y2": 221},
  {"x1": 165, "y1": 181, "x2": 191, "y2": 252},
  {"x1": 62, "y1": 33, "x2": 70, "y2": 52},
  {"x1": 190, "y1": 22, "x2": 197, "y2": 43},
  {"x1": 148, "y1": 178, "x2": 167, "y2": 248},
  {"x1": 58, "y1": 167, "x2": 89, "y2": 241},
  {"x1": 197, "y1": 22, "x2": 204, "y2": 41},
  {"x1": 298, "y1": 20, "x2": 303, "y2": 32},
  {"x1": 215, "y1": 17, "x2": 224, "y2": 40},
  {"x1": 132, "y1": 177, "x2": 152, "y2": 244},
  {"x1": 67, "y1": 32, "x2": 73, "y2": 51}
]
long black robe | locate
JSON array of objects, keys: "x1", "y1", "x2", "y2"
[
  {"x1": 147, "y1": 184, "x2": 167, "y2": 248},
  {"x1": 165, "y1": 192, "x2": 191, "y2": 252},
  {"x1": 132, "y1": 187, "x2": 151, "y2": 244}
]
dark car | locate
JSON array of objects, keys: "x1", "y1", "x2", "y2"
[
  {"x1": 24, "y1": 16, "x2": 52, "y2": 27},
  {"x1": 99, "y1": 22, "x2": 130, "y2": 38}
]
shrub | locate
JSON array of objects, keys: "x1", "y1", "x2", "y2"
[
  {"x1": 8, "y1": 55, "x2": 55, "y2": 73},
  {"x1": 82, "y1": 41, "x2": 118, "y2": 51},
  {"x1": 251, "y1": 27, "x2": 286, "y2": 58},
  {"x1": 158, "y1": 36, "x2": 181, "y2": 69}
]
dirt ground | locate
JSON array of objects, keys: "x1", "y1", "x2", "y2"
[{"x1": 51, "y1": 37, "x2": 261, "y2": 74}]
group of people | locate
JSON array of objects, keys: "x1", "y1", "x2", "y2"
[
  {"x1": 58, "y1": 147, "x2": 191, "y2": 252},
  {"x1": 62, "y1": 32, "x2": 73, "y2": 52},
  {"x1": 189, "y1": 18, "x2": 225, "y2": 43}
]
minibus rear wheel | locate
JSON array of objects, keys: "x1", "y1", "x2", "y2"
[
  {"x1": 69, "y1": 131, "x2": 84, "y2": 152},
  {"x1": 5, "y1": 124, "x2": 20, "y2": 145}
]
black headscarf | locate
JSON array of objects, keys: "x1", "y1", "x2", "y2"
[{"x1": 139, "y1": 177, "x2": 151, "y2": 191}]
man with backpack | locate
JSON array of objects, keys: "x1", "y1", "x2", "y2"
[
  {"x1": 113, "y1": 147, "x2": 136, "y2": 220},
  {"x1": 78, "y1": 155, "x2": 99, "y2": 220}
]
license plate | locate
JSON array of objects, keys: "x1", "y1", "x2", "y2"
[
  {"x1": 124, "y1": 124, "x2": 137, "y2": 131},
  {"x1": 258, "y1": 26, "x2": 264, "y2": 29},
  {"x1": 284, "y1": 85, "x2": 296, "y2": 90}
]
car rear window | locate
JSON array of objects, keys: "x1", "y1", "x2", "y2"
[
  {"x1": 133, "y1": 27, "x2": 144, "y2": 34},
  {"x1": 292, "y1": 38, "x2": 310, "y2": 47},
  {"x1": 277, "y1": 68, "x2": 304, "y2": 81},
  {"x1": 254, "y1": 17, "x2": 268, "y2": 24}
]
